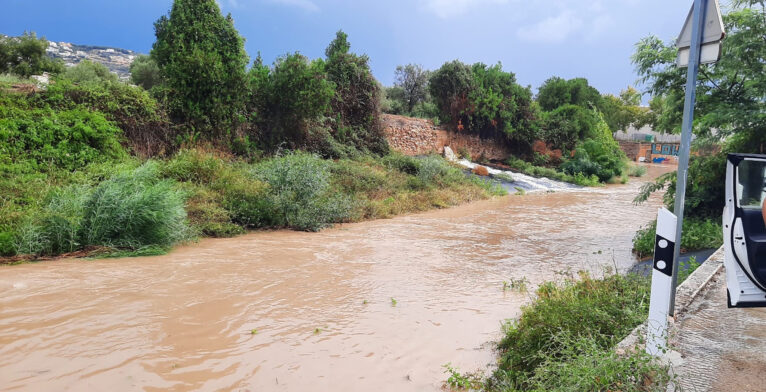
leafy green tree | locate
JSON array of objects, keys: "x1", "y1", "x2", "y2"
[
  {"x1": 601, "y1": 87, "x2": 650, "y2": 132},
  {"x1": 394, "y1": 64, "x2": 430, "y2": 113},
  {"x1": 250, "y1": 53, "x2": 334, "y2": 149},
  {"x1": 429, "y1": 60, "x2": 538, "y2": 144},
  {"x1": 151, "y1": 0, "x2": 249, "y2": 137},
  {"x1": 130, "y1": 55, "x2": 161, "y2": 90},
  {"x1": 632, "y1": 2, "x2": 766, "y2": 219},
  {"x1": 536, "y1": 77, "x2": 603, "y2": 112},
  {"x1": 63, "y1": 60, "x2": 119, "y2": 85},
  {"x1": 429, "y1": 60, "x2": 475, "y2": 127},
  {"x1": 382, "y1": 86, "x2": 406, "y2": 115},
  {"x1": 324, "y1": 30, "x2": 388, "y2": 155},
  {"x1": 0, "y1": 32, "x2": 63, "y2": 77},
  {"x1": 542, "y1": 104, "x2": 600, "y2": 151}
]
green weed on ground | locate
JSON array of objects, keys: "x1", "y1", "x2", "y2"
[
  {"x1": 633, "y1": 218, "x2": 723, "y2": 258},
  {"x1": 482, "y1": 272, "x2": 670, "y2": 392}
]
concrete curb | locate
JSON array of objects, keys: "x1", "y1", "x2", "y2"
[{"x1": 615, "y1": 246, "x2": 724, "y2": 354}]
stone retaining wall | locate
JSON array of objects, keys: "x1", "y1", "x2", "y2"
[{"x1": 381, "y1": 114, "x2": 511, "y2": 161}]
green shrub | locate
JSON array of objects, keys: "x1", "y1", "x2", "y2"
[
  {"x1": 520, "y1": 334, "x2": 670, "y2": 392},
  {"x1": 79, "y1": 162, "x2": 190, "y2": 250},
  {"x1": 0, "y1": 230, "x2": 16, "y2": 256},
  {"x1": 129, "y1": 54, "x2": 161, "y2": 90},
  {"x1": 628, "y1": 164, "x2": 648, "y2": 177},
  {"x1": 44, "y1": 78, "x2": 173, "y2": 157},
  {"x1": 536, "y1": 76, "x2": 603, "y2": 112},
  {"x1": 633, "y1": 218, "x2": 723, "y2": 258},
  {"x1": 216, "y1": 168, "x2": 271, "y2": 229},
  {"x1": 429, "y1": 60, "x2": 538, "y2": 141},
  {"x1": 381, "y1": 153, "x2": 421, "y2": 175},
  {"x1": 329, "y1": 159, "x2": 389, "y2": 194},
  {"x1": 325, "y1": 31, "x2": 389, "y2": 155},
  {"x1": 256, "y1": 152, "x2": 351, "y2": 231},
  {"x1": 0, "y1": 93, "x2": 126, "y2": 172},
  {"x1": 252, "y1": 53, "x2": 334, "y2": 150},
  {"x1": 416, "y1": 155, "x2": 451, "y2": 183},
  {"x1": 161, "y1": 148, "x2": 226, "y2": 183},
  {"x1": 506, "y1": 156, "x2": 600, "y2": 187},
  {"x1": 63, "y1": 60, "x2": 119, "y2": 85},
  {"x1": 176, "y1": 182, "x2": 239, "y2": 238},
  {"x1": 492, "y1": 273, "x2": 650, "y2": 388}
]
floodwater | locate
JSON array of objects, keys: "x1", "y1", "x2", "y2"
[{"x1": 0, "y1": 165, "x2": 673, "y2": 391}]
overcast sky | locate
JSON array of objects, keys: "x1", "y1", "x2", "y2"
[{"x1": 1, "y1": 0, "x2": 693, "y2": 95}]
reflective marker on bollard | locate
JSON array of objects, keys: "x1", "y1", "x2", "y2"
[{"x1": 647, "y1": 208, "x2": 677, "y2": 356}]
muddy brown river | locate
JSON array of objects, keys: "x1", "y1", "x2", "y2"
[{"x1": 0, "y1": 166, "x2": 672, "y2": 391}]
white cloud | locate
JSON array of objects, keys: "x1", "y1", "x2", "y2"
[
  {"x1": 421, "y1": 0, "x2": 509, "y2": 19},
  {"x1": 516, "y1": 10, "x2": 583, "y2": 44},
  {"x1": 265, "y1": 0, "x2": 320, "y2": 12}
]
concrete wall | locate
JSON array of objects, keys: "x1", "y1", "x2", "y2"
[{"x1": 381, "y1": 114, "x2": 511, "y2": 161}]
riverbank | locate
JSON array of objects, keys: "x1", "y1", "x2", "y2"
[
  {"x1": 0, "y1": 150, "x2": 505, "y2": 264},
  {"x1": 0, "y1": 169, "x2": 667, "y2": 390}
]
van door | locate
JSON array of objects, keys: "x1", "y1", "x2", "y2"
[{"x1": 724, "y1": 154, "x2": 766, "y2": 307}]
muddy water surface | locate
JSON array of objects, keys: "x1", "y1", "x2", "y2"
[{"x1": 0, "y1": 166, "x2": 672, "y2": 391}]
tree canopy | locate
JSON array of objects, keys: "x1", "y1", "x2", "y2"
[
  {"x1": 536, "y1": 77, "x2": 603, "y2": 112},
  {"x1": 0, "y1": 32, "x2": 63, "y2": 77},
  {"x1": 151, "y1": 0, "x2": 249, "y2": 137},
  {"x1": 633, "y1": 2, "x2": 766, "y2": 219},
  {"x1": 394, "y1": 64, "x2": 430, "y2": 113}
]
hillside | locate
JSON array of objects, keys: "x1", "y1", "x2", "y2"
[{"x1": 46, "y1": 40, "x2": 138, "y2": 80}]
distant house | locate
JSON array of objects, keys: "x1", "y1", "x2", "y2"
[{"x1": 613, "y1": 124, "x2": 688, "y2": 144}]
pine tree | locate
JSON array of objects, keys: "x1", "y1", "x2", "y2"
[{"x1": 151, "y1": 0, "x2": 249, "y2": 137}]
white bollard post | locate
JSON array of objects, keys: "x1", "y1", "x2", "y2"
[{"x1": 646, "y1": 208, "x2": 678, "y2": 356}]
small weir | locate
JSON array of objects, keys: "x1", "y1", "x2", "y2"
[{"x1": 456, "y1": 158, "x2": 581, "y2": 193}]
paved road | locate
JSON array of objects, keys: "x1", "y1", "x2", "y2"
[{"x1": 670, "y1": 263, "x2": 766, "y2": 391}]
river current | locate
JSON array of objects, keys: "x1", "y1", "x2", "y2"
[{"x1": 0, "y1": 165, "x2": 673, "y2": 391}]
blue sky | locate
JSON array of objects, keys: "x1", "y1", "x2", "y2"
[{"x1": 0, "y1": 0, "x2": 692, "y2": 95}]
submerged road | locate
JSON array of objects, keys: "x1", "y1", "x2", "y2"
[{"x1": 0, "y1": 166, "x2": 672, "y2": 391}]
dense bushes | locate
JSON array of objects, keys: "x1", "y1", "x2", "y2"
[
  {"x1": 536, "y1": 77, "x2": 603, "y2": 112},
  {"x1": 79, "y1": 163, "x2": 189, "y2": 249},
  {"x1": 488, "y1": 273, "x2": 668, "y2": 391},
  {"x1": 0, "y1": 93, "x2": 125, "y2": 172},
  {"x1": 45, "y1": 78, "x2": 174, "y2": 156}
]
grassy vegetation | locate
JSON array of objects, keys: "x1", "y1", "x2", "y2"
[
  {"x1": 479, "y1": 272, "x2": 670, "y2": 392},
  {"x1": 506, "y1": 157, "x2": 601, "y2": 187},
  {"x1": 0, "y1": 73, "x2": 35, "y2": 88},
  {"x1": 632, "y1": 218, "x2": 723, "y2": 258},
  {"x1": 0, "y1": 145, "x2": 503, "y2": 261},
  {"x1": 627, "y1": 164, "x2": 648, "y2": 178}
]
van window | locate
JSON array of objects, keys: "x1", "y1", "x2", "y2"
[{"x1": 737, "y1": 159, "x2": 766, "y2": 208}]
